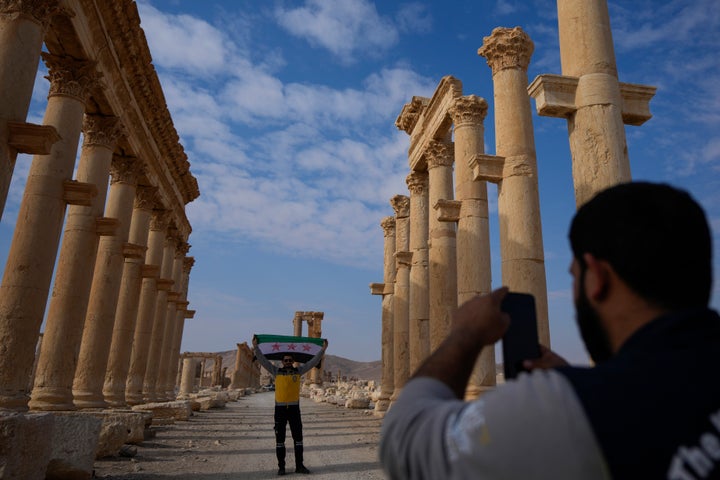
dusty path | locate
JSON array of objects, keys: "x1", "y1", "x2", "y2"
[{"x1": 93, "y1": 392, "x2": 387, "y2": 480}]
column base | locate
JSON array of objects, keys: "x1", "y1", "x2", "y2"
[
  {"x1": 0, "y1": 392, "x2": 30, "y2": 412},
  {"x1": 374, "y1": 398, "x2": 391, "y2": 413},
  {"x1": 72, "y1": 390, "x2": 108, "y2": 410},
  {"x1": 28, "y1": 387, "x2": 76, "y2": 411}
]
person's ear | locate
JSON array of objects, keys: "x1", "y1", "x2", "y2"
[{"x1": 582, "y1": 253, "x2": 611, "y2": 301}]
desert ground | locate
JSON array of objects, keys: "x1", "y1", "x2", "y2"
[{"x1": 93, "y1": 392, "x2": 387, "y2": 480}]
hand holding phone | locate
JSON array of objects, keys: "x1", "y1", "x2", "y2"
[{"x1": 501, "y1": 292, "x2": 541, "y2": 379}]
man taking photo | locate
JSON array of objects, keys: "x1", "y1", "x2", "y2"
[{"x1": 380, "y1": 182, "x2": 719, "y2": 479}]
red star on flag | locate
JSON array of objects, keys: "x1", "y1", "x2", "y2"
[
  {"x1": 302, "y1": 344, "x2": 312, "y2": 352},
  {"x1": 271, "y1": 343, "x2": 281, "y2": 351},
  {"x1": 288, "y1": 343, "x2": 297, "y2": 350}
]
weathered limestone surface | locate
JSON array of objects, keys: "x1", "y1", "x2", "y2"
[
  {"x1": 46, "y1": 412, "x2": 102, "y2": 480},
  {"x1": 390, "y1": 195, "x2": 410, "y2": 403},
  {"x1": 0, "y1": 412, "x2": 54, "y2": 480},
  {"x1": 449, "y1": 95, "x2": 495, "y2": 398},
  {"x1": 405, "y1": 171, "x2": 430, "y2": 372},
  {"x1": 131, "y1": 400, "x2": 192, "y2": 423},
  {"x1": 370, "y1": 216, "x2": 396, "y2": 415},
  {"x1": 527, "y1": 0, "x2": 655, "y2": 206},
  {"x1": 478, "y1": 26, "x2": 550, "y2": 347}
]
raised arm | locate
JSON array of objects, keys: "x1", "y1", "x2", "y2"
[
  {"x1": 298, "y1": 339, "x2": 328, "y2": 375},
  {"x1": 252, "y1": 336, "x2": 278, "y2": 377}
]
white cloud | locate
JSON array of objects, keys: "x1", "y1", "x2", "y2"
[
  {"x1": 274, "y1": 0, "x2": 399, "y2": 61},
  {"x1": 137, "y1": 2, "x2": 232, "y2": 75}
]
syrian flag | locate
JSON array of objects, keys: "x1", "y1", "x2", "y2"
[{"x1": 254, "y1": 334, "x2": 325, "y2": 364}]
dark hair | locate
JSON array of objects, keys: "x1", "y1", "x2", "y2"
[{"x1": 569, "y1": 182, "x2": 712, "y2": 310}]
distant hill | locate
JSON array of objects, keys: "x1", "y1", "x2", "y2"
[{"x1": 212, "y1": 350, "x2": 381, "y2": 384}]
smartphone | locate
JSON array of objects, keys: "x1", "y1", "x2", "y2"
[{"x1": 501, "y1": 292, "x2": 541, "y2": 379}]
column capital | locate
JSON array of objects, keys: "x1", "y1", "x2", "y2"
[
  {"x1": 425, "y1": 141, "x2": 454, "y2": 169},
  {"x1": 149, "y1": 209, "x2": 171, "y2": 231},
  {"x1": 395, "y1": 96, "x2": 429, "y2": 134},
  {"x1": 406, "y1": 170, "x2": 428, "y2": 195},
  {"x1": 41, "y1": 53, "x2": 99, "y2": 102},
  {"x1": 183, "y1": 256, "x2": 195, "y2": 272},
  {"x1": 176, "y1": 242, "x2": 191, "y2": 257},
  {"x1": 0, "y1": 1, "x2": 61, "y2": 29},
  {"x1": 478, "y1": 26, "x2": 534, "y2": 74},
  {"x1": 110, "y1": 154, "x2": 142, "y2": 185},
  {"x1": 449, "y1": 95, "x2": 488, "y2": 127},
  {"x1": 82, "y1": 114, "x2": 123, "y2": 150},
  {"x1": 134, "y1": 185, "x2": 158, "y2": 210},
  {"x1": 390, "y1": 195, "x2": 410, "y2": 218},
  {"x1": 381, "y1": 216, "x2": 396, "y2": 236}
]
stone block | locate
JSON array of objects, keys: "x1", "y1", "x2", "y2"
[
  {"x1": 0, "y1": 412, "x2": 54, "y2": 480},
  {"x1": 95, "y1": 421, "x2": 127, "y2": 459},
  {"x1": 131, "y1": 401, "x2": 191, "y2": 422},
  {"x1": 46, "y1": 412, "x2": 102, "y2": 480},
  {"x1": 345, "y1": 397, "x2": 370, "y2": 409}
]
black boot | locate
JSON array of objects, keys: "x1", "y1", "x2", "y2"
[
  {"x1": 276, "y1": 443, "x2": 286, "y2": 475},
  {"x1": 294, "y1": 441, "x2": 309, "y2": 473}
]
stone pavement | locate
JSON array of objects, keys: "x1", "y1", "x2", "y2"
[{"x1": 93, "y1": 391, "x2": 387, "y2": 479}]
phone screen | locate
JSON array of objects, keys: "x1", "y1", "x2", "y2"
[{"x1": 501, "y1": 292, "x2": 541, "y2": 379}]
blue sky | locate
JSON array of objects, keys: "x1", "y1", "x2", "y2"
[{"x1": 1, "y1": 0, "x2": 718, "y2": 363}]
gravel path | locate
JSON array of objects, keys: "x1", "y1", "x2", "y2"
[{"x1": 93, "y1": 392, "x2": 387, "y2": 479}]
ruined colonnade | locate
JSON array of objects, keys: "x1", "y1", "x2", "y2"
[
  {"x1": 0, "y1": 1, "x2": 199, "y2": 418},
  {"x1": 372, "y1": 0, "x2": 655, "y2": 412},
  {"x1": 293, "y1": 310, "x2": 326, "y2": 385}
]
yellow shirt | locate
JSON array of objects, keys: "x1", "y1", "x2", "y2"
[{"x1": 275, "y1": 369, "x2": 302, "y2": 405}]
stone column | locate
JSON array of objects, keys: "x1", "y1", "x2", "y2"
[
  {"x1": 390, "y1": 195, "x2": 410, "y2": 402},
  {"x1": 310, "y1": 312, "x2": 324, "y2": 385},
  {"x1": 142, "y1": 231, "x2": 177, "y2": 401},
  {"x1": 177, "y1": 357, "x2": 196, "y2": 399},
  {"x1": 230, "y1": 344, "x2": 243, "y2": 389},
  {"x1": 28, "y1": 114, "x2": 121, "y2": 411},
  {"x1": 72, "y1": 156, "x2": 141, "y2": 408},
  {"x1": 527, "y1": 1, "x2": 655, "y2": 207},
  {"x1": 0, "y1": 53, "x2": 97, "y2": 411},
  {"x1": 426, "y1": 141, "x2": 457, "y2": 352},
  {"x1": 0, "y1": 1, "x2": 60, "y2": 219},
  {"x1": 103, "y1": 185, "x2": 156, "y2": 407},
  {"x1": 157, "y1": 242, "x2": 188, "y2": 400},
  {"x1": 167, "y1": 256, "x2": 194, "y2": 397},
  {"x1": 125, "y1": 209, "x2": 167, "y2": 405},
  {"x1": 449, "y1": 96, "x2": 495, "y2": 398},
  {"x1": 479, "y1": 27, "x2": 550, "y2": 346},
  {"x1": 370, "y1": 216, "x2": 395, "y2": 414},
  {"x1": 293, "y1": 312, "x2": 302, "y2": 336},
  {"x1": 406, "y1": 171, "x2": 430, "y2": 373}
]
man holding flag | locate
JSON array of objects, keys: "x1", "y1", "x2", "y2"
[{"x1": 253, "y1": 334, "x2": 328, "y2": 475}]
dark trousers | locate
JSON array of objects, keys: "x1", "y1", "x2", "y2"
[{"x1": 274, "y1": 404, "x2": 303, "y2": 468}]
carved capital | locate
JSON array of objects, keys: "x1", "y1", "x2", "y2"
[
  {"x1": 110, "y1": 155, "x2": 142, "y2": 185},
  {"x1": 134, "y1": 185, "x2": 158, "y2": 210},
  {"x1": 390, "y1": 195, "x2": 410, "y2": 218},
  {"x1": 380, "y1": 216, "x2": 396, "y2": 237},
  {"x1": 150, "y1": 209, "x2": 171, "y2": 231},
  {"x1": 395, "y1": 96, "x2": 429, "y2": 134},
  {"x1": 449, "y1": 95, "x2": 488, "y2": 127},
  {"x1": 183, "y1": 256, "x2": 195, "y2": 272},
  {"x1": 82, "y1": 115, "x2": 123, "y2": 150},
  {"x1": 478, "y1": 26, "x2": 534, "y2": 74},
  {"x1": 176, "y1": 242, "x2": 191, "y2": 257},
  {"x1": 425, "y1": 141, "x2": 454, "y2": 169},
  {"x1": 406, "y1": 170, "x2": 428, "y2": 196},
  {"x1": 0, "y1": 0, "x2": 61, "y2": 29},
  {"x1": 41, "y1": 53, "x2": 99, "y2": 102}
]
